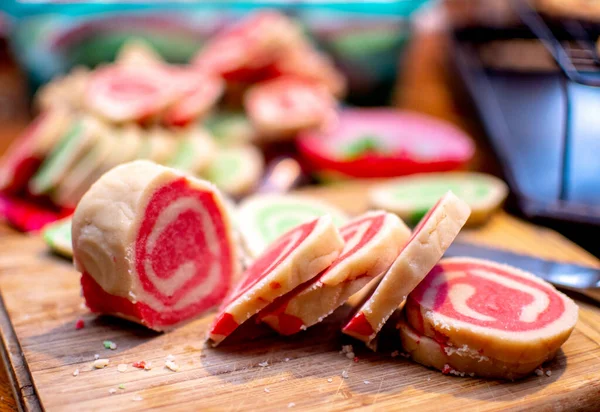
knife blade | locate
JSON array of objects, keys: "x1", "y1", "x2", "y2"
[{"x1": 445, "y1": 241, "x2": 600, "y2": 303}]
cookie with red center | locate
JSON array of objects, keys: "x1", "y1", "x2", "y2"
[
  {"x1": 404, "y1": 257, "x2": 578, "y2": 364},
  {"x1": 162, "y1": 69, "x2": 224, "y2": 127},
  {"x1": 297, "y1": 109, "x2": 475, "y2": 180},
  {"x1": 397, "y1": 320, "x2": 553, "y2": 380},
  {"x1": 342, "y1": 191, "x2": 471, "y2": 348},
  {"x1": 245, "y1": 77, "x2": 337, "y2": 140},
  {"x1": 72, "y1": 160, "x2": 239, "y2": 331},
  {"x1": 84, "y1": 64, "x2": 177, "y2": 124},
  {"x1": 258, "y1": 211, "x2": 411, "y2": 335},
  {"x1": 193, "y1": 10, "x2": 304, "y2": 82},
  {"x1": 0, "y1": 108, "x2": 72, "y2": 194},
  {"x1": 208, "y1": 215, "x2": 344, "y2": 346}
]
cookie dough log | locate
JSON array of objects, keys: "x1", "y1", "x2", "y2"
[
  {"x1": 29, "y1": 116, "x2": 104, "y2": 197},
  {"x1": 342, "y1": 191, "x2": 471, "y2": 348},
  {"x1": 237, "y1": 193, "x2": 348, "y2": 258},
  {"x1": 0, "y1": 107, "x2": 72, "y2": 194},
  {"x1": 72, "y1": 160, "x2": 239, "y2": 331},
  {"x1": 397, "y1": 320, "x2": 549, "y2": 380},
  {"x1": 369, "y1": 172, "x2": 508, "y2": 226},
  {"x1": 404, "y1": 257, "x2": 578, "y2": 365},
  {"x1": 202, "y1": 146, "x2": 264, "y2": 197},
  {"x1": 42, "y1": 217, "x2": 74, "y2": 258},
  {"x1": 207, "y1": 215, "x2": 344, "y2": 346},
  {"x1": 258, "y1": 211, "x2": 411, "y2": 335}
]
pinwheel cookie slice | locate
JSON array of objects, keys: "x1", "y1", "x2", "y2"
[
  {"x1": 237, "y1": 194, "x2": 348, "y2": 258},
  {"x1": 72, "y1": 160, "x2": 239, "y2": 331},
  {"x1": 342, "y1": 191, "x2": 471, "y2": 348},
  {"x1": 202, "y1": 146, "x2": 264, "y2": 197},
  {"x1": 29, "y1": 116, "x2": 104, "y2": 196},
  {"x1": 42, "y1": 217, "x2": 73, "y2": 258},
  {"x1": 397, "y1": 320, "x2": 551, "y2": 380},
  {"x1": 208, "y1": 215, "x2": 344, "y2": 346},
  {"x1": 167, "y1": 128, "x2": 217, "y2": 175},
  {"x1": 258, "y1": 211, "x2": 411, "y2": 335},
  {"x1": 0, "y1": 107, "x2": 72, "y2": 194},
  {"x1": 369, "y1": 172, "x2": 508, "y2": 226},
  {"x1": 404, "y1": 257, "x2": 578, "y2": 364}
]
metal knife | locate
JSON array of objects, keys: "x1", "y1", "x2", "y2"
[{"x1": 445, "y1": 241, "x2": 600, "y2": 304}]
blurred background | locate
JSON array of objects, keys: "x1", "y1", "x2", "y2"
[{"x1": 0, "y1": 0, "x2": 599, "y2": 258}]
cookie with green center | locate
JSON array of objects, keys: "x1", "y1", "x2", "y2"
[
  {"x1": 237, "y1": 194, "x2": 348, "y2": 258},
  {"x1": 369, "y1": 172, "x2": 508, "y2": 226},
  {"x1": 204, "y1": 112, "x2": 257, "y2": 147},
  {"x1": 29, "y1": 117, "x2": 104, "y2": 196},
  {"x1": 42, "y1": 217, "x2": 73, "y2": 258},
  {"x1": 167, "y1": 128, "x2": 216, "y2": 175},
  {"x1": 297, "y1": 109, "x2": 475, "y2": 180},
  {"x1": 202, "y1": 146, "x2": 264, "y2": 197}
]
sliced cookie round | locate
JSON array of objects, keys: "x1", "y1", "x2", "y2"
[
  {"x1": 203, "y1": 146, "x2": 264, "y2": 197},
  {"x1": 208, "y1": 215, "x2": 344, "y2": 346},
  {"x1": 237, "y1": 193, "x2": 348, "y2": 258},
  {"x1": 258, "y1": 211, "x2": 411, "y2": 335},
  {"x1": 405, "y1": 257, "x2": 578, "y2": 364},
  {"x1": 42, "y1": 217, "x2": 73, "y2": 258},
  {"x1": 342, "y1": 191, "x2": 471, "y2": 348},
  {"x1": 369, "y1": 172, "x2": 508, "y2": 226}
]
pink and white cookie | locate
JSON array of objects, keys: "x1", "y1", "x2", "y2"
[
  {"x1": 404, "y1": 257, "x2": 578, "y2": 364},
  {"x1": 0, "y1": 107, "x2": 72, "y2": 194},
  {"x1": 84, "y1": 64, "x2": 177, "y2": 124},
  {"x1": 397, "y1": 320, "x2": 552, "y2": 380},
  {"x1": 245, "y1": 77, "x2": 337, "y2": 140},
  {"x1": 258, "y1": 211, "x2": 411, "y2": 335},
  {"x1": 342, "y1": 192, "x2": 471, "y2": 348},
  {"x1": 208, "y1": 215, "x2": 344, "y2": 345},
  {"x1": 73, "y1": 160, "x2": 239, "y2": 331}
]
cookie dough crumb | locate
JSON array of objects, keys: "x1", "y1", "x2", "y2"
[
  {"x1": 144, "y1": 362, "x2": 152, "y2": 371},
  {"x1": 258, "y1": 361, "x2": 269, "y2": 367},
  {"x1": 166, "y1": 354, "x2": 175, "y2": 362},
  {"x1": 345, "y1": 352, "x2": 355, "y2": 359},
  {"x1": 264, "y1": 388, "x2": 270, "y2": 393},
  {"x1": 391, "y1": 351, "x2": 399, "y2": 358},
  {"x1": 545, "y1": 370, "x2": 552, "y2": 377},
  {"x1": 75, "y1": 319, "x2": 84, "y2": 330},
  {"x1": 535, "y1": 368, "x2": 544, "y2": 376},
  {"x1": 284, "y1": 358, "x2": 290, "y2": 362},
  {"x1": 72, "y1": 369, "x2": 79, "y2": 377},
  {"x1": 288, "y1": 402, "x2": 296, "y2": 408},
  {"x1": 109, "y1": 388, "x2": 117, "y2": 394},
  {"x1": 327, "y1": 378, "x2": 333, "y2": 383},
  {"x1": 341, "y1": 370, "x2": 349, "y2": 379},
  {"x1": 117, "y1": 364, "x2": 127, "y2": 373},
  {"x1": 103, "y1": 340, "x2": 117, "y2": 350},
  {"x1": 132, "y1": 361, "x2": 147, "y2": 369},
  {"x1": 119, "y1": 384, "x2": 125, "y2": 390},
  {"x1": 363, "y1": 380, "x2": 370, "y2": 385},
  {"x1": 165, "y1": 360, "x2": 180, "y2": 372},
  {"x1": 132, "y1": 395, "x2": 143, "y2": 402},
  {"x1": 341, "y1": 345, "x2": 353, "y2": 355},
  {"x1": 94, "y1": 354, "x2": 100, "y2": 360},
  {"x1": 93, "y1": 359, "x2": 109, "y2": 369}
]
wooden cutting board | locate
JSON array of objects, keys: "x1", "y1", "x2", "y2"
[{"x1": 1, "y1": 181, "x2": 600, "y2": 412}]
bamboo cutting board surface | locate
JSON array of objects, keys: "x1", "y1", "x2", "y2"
[{"x1": 1, "y1": 181, "x2": 600, "y2": 412}]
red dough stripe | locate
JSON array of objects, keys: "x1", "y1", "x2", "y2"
[{"x1": 344, "y1": 312, "x2": 375, "y2": 337}]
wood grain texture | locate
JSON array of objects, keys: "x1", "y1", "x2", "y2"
[{"x1": 0, "y1": 186, "x2": 599, "y2": 412}]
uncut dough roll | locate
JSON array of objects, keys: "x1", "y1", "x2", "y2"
[
  {"x1": 258, "y1": 211, "x2": 411, "y2": 335},
  {"x1": 398, "y1": 320, "x2": 553, "y2": 380},
  {"x1": 342, "y1": 191, "x2": 471, "y2": 348},
  {"x1": 405, "y1": 257, "x2": 578, "y2": 364},
  {"x1": 208, "y1": 215, "x2": 344, "y2": 346},
  {"x1": 369, "y1": 172, "x2": 508, "y2": 226},
  {"x1": 73, "y1": 160, "x2": 239, "y2": 331}
]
